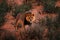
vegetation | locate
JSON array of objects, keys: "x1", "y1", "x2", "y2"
[
  {"x1": 0, "y1": 0, "x2": 60, "y2": 40},
  {"x1": 41, "y1": 0, "x2": 56, "y2": 13},
  {"x1": 12, "y1": 3, "x2": 31, "y2": 18},
  {"x1": 0, "y1": 0, "x2": 9, "y2": 26}
]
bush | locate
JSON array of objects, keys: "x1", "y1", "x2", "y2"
[
  {"x1": 0, "y1": 0, "x2": 9, "y2": 26},
  {"x1": 41, "y1": 0, "x2": 56, "y2": 13},
  {"x1": 13, "y1": 4, "x2": 31, "y2": 17}
]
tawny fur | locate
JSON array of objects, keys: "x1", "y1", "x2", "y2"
[{"x1": 15, "y1": 13, "x2": 35, "y2": 31}]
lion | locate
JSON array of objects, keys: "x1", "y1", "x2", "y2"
[{"x1": 15, "y1": 12, "x2": 35, "y2": 31}]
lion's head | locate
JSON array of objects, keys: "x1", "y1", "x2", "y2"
[{"x1": 25, "y1": 12, "x2": 35, "y2": 23}]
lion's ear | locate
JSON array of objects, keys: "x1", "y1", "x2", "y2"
[
  {"x1": 32, "y1": 14, "x2": 34, "y2": 16},
  {"x1": 25, "y1": 14, "x2": 28, "y2": 17},
  {"x1": 31, "y1": 14, "x2": 34, "y2": 16},
  {"x1": 25, "y1": 12, "x2": 31, "y2": 16}
]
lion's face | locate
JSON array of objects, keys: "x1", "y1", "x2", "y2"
[{"x1": 25, "y1": 13, "x2": 35, "y2": 23}]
